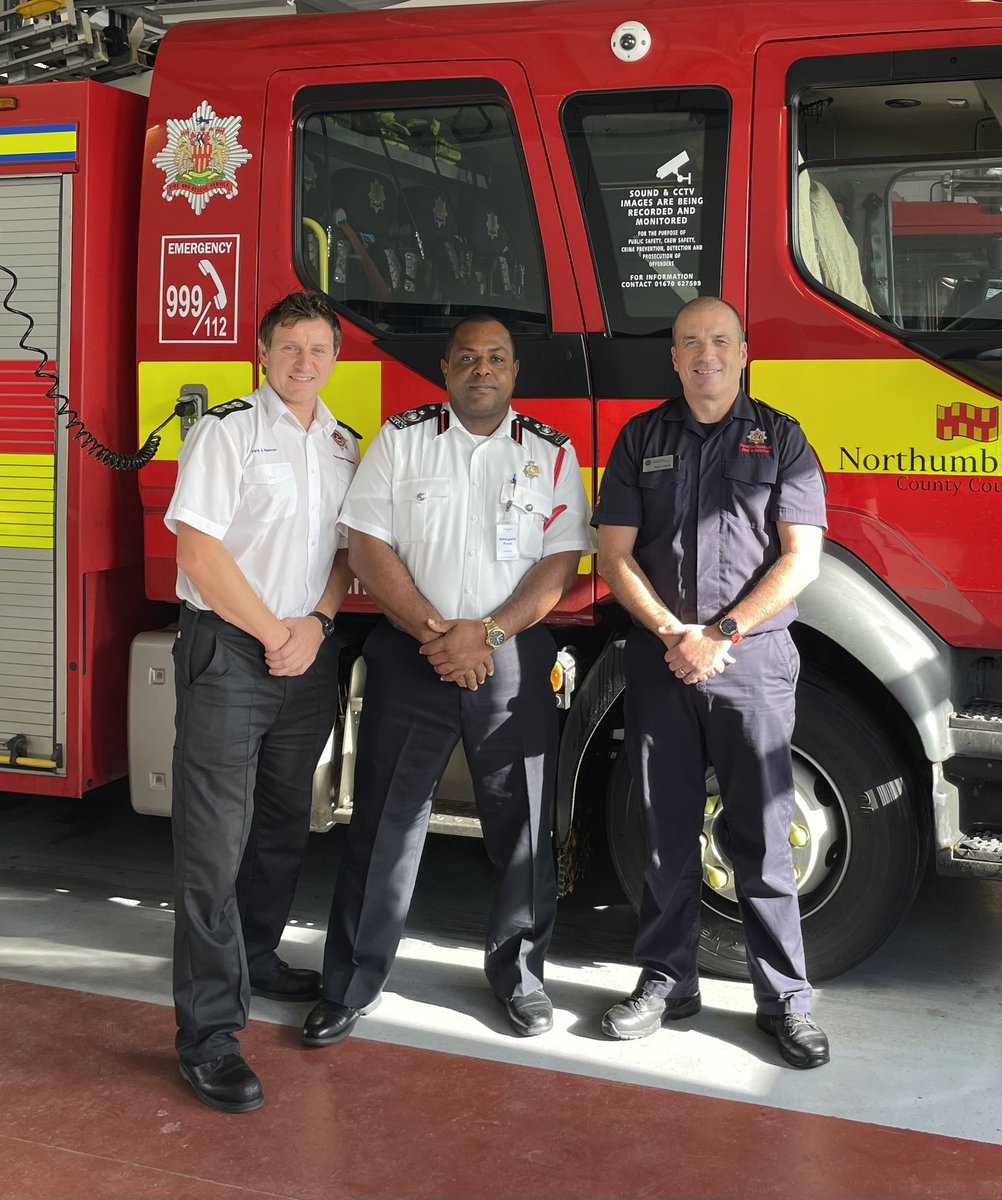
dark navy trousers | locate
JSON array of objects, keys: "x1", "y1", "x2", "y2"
[
  {"x1": 624, "y1": 625, "x2": 812, "y2": 1014},
  {"x1": 320, "y1": 620, "x2": 559, "y2": 1008},
  {"x1": 171, "y1": 605, "x2": 338, "y2": 1064}
]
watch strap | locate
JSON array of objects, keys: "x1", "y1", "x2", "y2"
[{"x1": 308, "y1": 610, "x2": 336, "y2": 638}]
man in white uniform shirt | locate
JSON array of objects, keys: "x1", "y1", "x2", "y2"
[
  {"x1": 302, "y1": 315, "x2": 593, "y2": 1046},
  {"x1": 165, "y1": 291, "x2": 357, "y2": 1113}
]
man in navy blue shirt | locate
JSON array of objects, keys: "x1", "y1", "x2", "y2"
[{"x1": 592, "y1": 297, "x2": 830, "y2": 1069}]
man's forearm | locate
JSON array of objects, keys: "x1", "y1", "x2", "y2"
[
  {"x1": 728, "y1": 550, "x2": 819, "y2": 634},
  {"x1": 177, "y1": 525, "x2": 287, "y2": 651},
  {"x1": 312, "y1": 548, "x2": 354, "y2": 620},
  {"x1": 600, "y1": 551, "x2": 683, "y2": 635},
  {"x1": 348, "y1": 531, "x2": 441, "y2": 642},
  {"x1": 492, "y1": 550, "x2": 581, "y2": 636}
]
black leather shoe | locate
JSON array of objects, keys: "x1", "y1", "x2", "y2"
[
  {"x1": 250, "y1": 961, "x2": 321, "y2": 1002},
  {"x1": 756, "y1": 1012, "x2": 830, "y2": 1069},
  {"x1": 602, "y1": 988, "x2": 701, "y2": 1040},
  {"x1": 179, "y1": 1054, "x2": 263, "y2": 1113},
  {"x1": 503, "y1": 989, "x2": 553, "y2": 1037},
  {"x1": 302, "y1": 995, "x2": 382, "y2": 1047}
]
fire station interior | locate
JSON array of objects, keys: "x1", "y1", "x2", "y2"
[{"x1": 2, "y1": 7, "x2": 1002, "y2": 1200}]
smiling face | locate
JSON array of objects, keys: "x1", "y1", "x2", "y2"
[
  {"x1": 258, "y1": 316, "x2": 338, "y2": 417},
  {"x1": 441, "y1": 319, "x2": 519, "y2": 435},
  {"x1": 670, "y1": 300, "x2": 747, "y2": 417}
]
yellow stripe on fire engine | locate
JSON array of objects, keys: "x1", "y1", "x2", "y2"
[
  {"x1": 319, "y1": 359, "x2": 382, "y2": 446},
  {"x1": 139, "y1": 361, "x2": 255, "y2": 461},
  {"x1": 749, "y1": 359, "x2": 1002, "y2": 475},
  {"x1": 0, "y1": 124, "x2": 76, "y2": 163},
  {"x1": 0, "y1": 453, "x2": 54, "y2": 548}
]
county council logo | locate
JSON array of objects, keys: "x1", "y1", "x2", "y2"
[
  {"x1": 935, "y1": 401, "x2": 998, "y2": 443},
  {"x1": 152, "y1": 101, "x2": 252, "y2": 216}
]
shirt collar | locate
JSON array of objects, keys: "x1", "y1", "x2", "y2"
[
  {"x1": 660, "y1": 389, "x2": 754, "y2": 423},
  {"x1": 440, "y1": 401, "x2": 516, "y2": 440},
  {"x1": 259, "y1": 379, "x2": 336, "y2": 433}
]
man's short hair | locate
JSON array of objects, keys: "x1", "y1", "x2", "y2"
[
  {"x1": 672, "y1": 296, "x2": 746, "y2": 342},
  {"x1": 443, "y1": 313, "x2": 517, "y2": 360},
  {"x1": 259, "y1": 290, "x2": 343, "y2": 352}
]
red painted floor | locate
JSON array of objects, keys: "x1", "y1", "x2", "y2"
[{"x1": 0, "y1": 978, "x2": 999, "y2": 1200}]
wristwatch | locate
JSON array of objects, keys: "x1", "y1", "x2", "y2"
[
  {"x1": 482, "y1": 616, "x2": 507, "y2": 649},
  {"x1": 717, "y1": 616, "x2": 743, "y2": 645},
  {"x1": 308, "y1": 610, "x2": 336, "y2": 639}
]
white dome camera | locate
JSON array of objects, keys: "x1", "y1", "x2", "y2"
[{"x1": 611, "y1": 20, "x2": 651, "y2": 63}]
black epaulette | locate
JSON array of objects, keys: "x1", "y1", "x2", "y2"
[
  {"x1": 515, "y1": 413, "x2": 570, "y2": 446},
  {"x1": 751, "y1": 396, "x2": 801, "y2": 426},
  {"x1": 207, "y1": 398, "x2": 253, "y2": 420},
  {"x1": 336, "y1": 420, "x2": 362, "y2": 440},
  {"x1": 387, "y1": 403, "x2": 443, "y2": 430}
]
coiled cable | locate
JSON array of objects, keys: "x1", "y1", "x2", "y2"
[{"x1": 0, "y1": 262, "x2": 188, "y2": 470}]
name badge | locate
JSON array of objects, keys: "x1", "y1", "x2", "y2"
[
  {"x1": 496, "y1": 522, "x2": 519, "y2": 561},
  {"x1": 643, "y1": 455, "x2": 676, "y2": 472}
]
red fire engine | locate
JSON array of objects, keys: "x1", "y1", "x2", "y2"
[{"x1": 1, "y1": 0, "x2": 1001, "y2": 982}]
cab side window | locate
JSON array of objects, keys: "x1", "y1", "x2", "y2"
[
  {"x1": 792, "y1": 49, "x2": 1002, "y2": 338},
  {"x1": 562, "y1": 89, "x2": 730, "y2": 336},
  {"x1": 296, "y1": 89, "x2": 547, "y2": 337}
]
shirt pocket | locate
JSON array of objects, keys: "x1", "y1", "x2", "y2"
[
  {"x1": 393, "y1": 476, "x2": 451, "y2": 543},
  {"x1": 638, "y1": 462, "x2": 683, "y2": 522},
  {"x1": 723, "y1": 454, "x2": 778, "y2": 529},
  {"x1": 241, "y1": 461, "x2": 297, "y2": 523},
  {"x1": 503, "y1": 481, "x2": 553, "y2": 560}
]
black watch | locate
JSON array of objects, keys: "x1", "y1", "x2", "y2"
[
  {"x1": 308, "y1": 610, "x2": 336, "y2": 639},
  {"x1": 718, "y1": 616, "x2": 743, "y2": 645}
]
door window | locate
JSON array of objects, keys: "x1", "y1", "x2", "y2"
[
  {"x1": 562, "y1": 89, "x2": 730, "y2": 336},
  {"x1": 296, "y1": 84, "x2": 547, "y2": 337}
]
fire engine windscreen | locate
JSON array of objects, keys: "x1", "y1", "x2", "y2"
[{"x1": 297, "y1": 98, "x2": 547, "y2": 338}]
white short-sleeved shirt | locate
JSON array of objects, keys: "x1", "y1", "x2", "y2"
[
  {"x1": 338, "y1": 402, "x2": 594, "y2": 619},
  {"x1": 164, "y1": 380, "x2": 358, "y2": 618}
]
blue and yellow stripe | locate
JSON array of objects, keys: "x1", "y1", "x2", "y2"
[{"x1": 0, "y1": 123, "x2": 76, "y2": 164}]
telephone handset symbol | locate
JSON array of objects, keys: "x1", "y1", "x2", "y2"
[{"x1": 198, "y1": 258, "x2": 227, "y2": 309}]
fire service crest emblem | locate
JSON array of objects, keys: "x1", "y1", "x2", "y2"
[{"x1": 152, "y1": 101, "x2": 252, "y2": 215}]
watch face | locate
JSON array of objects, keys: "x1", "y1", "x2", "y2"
[
  {"x1": 487, "y1": 630, "x2": 505, "y2": 648},
  {"x1": 719, "y1": 618, "x2": 738, "y2": 637}
]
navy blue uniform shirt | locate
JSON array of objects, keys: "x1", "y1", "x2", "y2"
[{"x1": 592, "y1": 390, "x2": 827, "y2": 632}]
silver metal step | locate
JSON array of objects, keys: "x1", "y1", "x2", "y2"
[{"x1": 949, "y1": 699, "x2": 1002, "y2": 757}]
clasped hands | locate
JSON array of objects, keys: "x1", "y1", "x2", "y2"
[
  {"x1": 264, "y1": 615, "x2": 325, "y2": 677},
  {"x1": 420, "y1": 617, "x2": 495, "y2": 690},
  {"x1": 658, "y1": 623, "x2": 735, "y2": 685}
]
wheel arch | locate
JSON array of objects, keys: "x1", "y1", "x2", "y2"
[{"x1": 796, "y1": 543, "x2": 951, "y2": 764}]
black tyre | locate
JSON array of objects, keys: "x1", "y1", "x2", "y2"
[{"x1": 605, "y1": 667, "x2": 926, "y2": 981}]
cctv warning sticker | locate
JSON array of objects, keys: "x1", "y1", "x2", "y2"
[
  {"x1": 152, "y1": 101, "x2": 252, "y2": 216},
  {"x1": 159, "y1": 235, "x2": 239, "y2": 344}
]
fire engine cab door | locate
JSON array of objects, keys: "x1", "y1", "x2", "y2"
[
  {"x1": 262, "y1": 64, "x2": 592, "y2": 607},
  {"x1": 0, "y1": 174, "x2": 67, "y2": 771},
  {"x1": 748, "y1": 33, "x2": 1002, "y2": 641}
]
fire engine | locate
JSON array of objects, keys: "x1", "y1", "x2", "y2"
[{"x1": 1, "y1": 0, "x2": 1001, "y2": 983}]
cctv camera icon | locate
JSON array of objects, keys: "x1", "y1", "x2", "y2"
[{"x1": 656, "y1": 151, "x2": 692, "y2": 184}]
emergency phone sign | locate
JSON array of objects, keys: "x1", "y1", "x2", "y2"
[{"x1": 158, "y1": 234, "x2": 239, "y2": 343}]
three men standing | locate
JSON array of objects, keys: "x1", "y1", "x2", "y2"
[
  {"x1": 593, "y1": 297, "x2": 831, "y2": 1068},
  {"x1": 302, "y1": 315, "x2": 593, "y2": 1046},
  {"x1": 166, "y1": 291, "x2": 357, "y2": 1112}
]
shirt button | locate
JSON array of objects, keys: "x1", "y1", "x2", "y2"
[
  {"x1": 416, "y1": 492, "x2": 427, "y2": 501},
  {"x1": 473, "y1": 480, "x2": 481, "y2": 488},
  {"x1": 465, "y1": 587, "x2": 473, "y2": 595},
  {"x1": 468, "y1": 550, "x2": 476, "y2": 557}
]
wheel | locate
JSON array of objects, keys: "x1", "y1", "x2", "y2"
[{"x1": 605, "y1": 667, "x2": 926, "y2": 981}]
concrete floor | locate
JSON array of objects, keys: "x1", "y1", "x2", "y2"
[{"x1": 1, "y1": 784, "x2": 1000, "y2": 1156}]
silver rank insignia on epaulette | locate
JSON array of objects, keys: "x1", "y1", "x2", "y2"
[
  {"x1": 519, "y1": 413, "x2": 570, "y2": 446},
  {"x1": 207, "y1": 398, "x2": 253, "y2": 420},
  {"x1": 387, "y1": 404, "x2": 443, "y2": 430}
]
